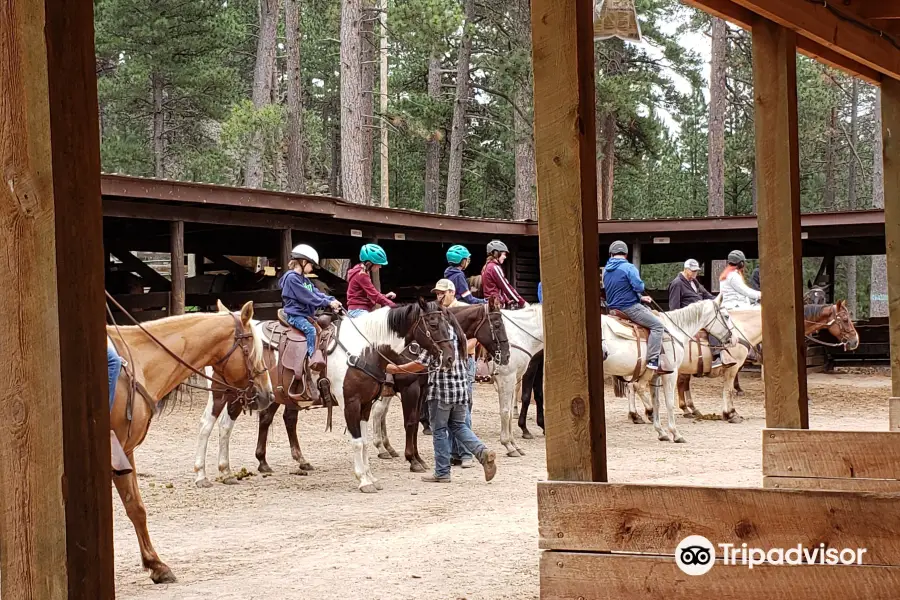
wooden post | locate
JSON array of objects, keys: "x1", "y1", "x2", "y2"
[
  {"x1": 631, "y1": 241, "x2": 642, "y2": 274},
  {"x1": 698, "y1": 259, "x2": 712, "y2": 293},
  {"x1": 752, "y1": 17, "x2": 808, "y2": 429},
  {"x1": 281, "y1": 228, "x2": 293, "y2": 273},
  {"x1": 0, "y1": 0, "x2": 115, "y2": 596},
  {"x1": 882, "y1": 77, "x2": 900, "y2": 397},
  {"x1": 825, "y1": 254, "x2": 836, "y2": 304},
  {"x1": 379, "y1": 0, "x2": 389, "y2": 208},
  {"x1": 531, "y1": 0, "x2": 606, "y2": 481},
  {"x1": 370, "y1": 239, "x2": 383, "y2": 291},
  {"x1": 170, "y1": 220, "x2": 185, "y2": 316}
]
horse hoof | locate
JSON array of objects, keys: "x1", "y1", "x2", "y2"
[
  {"x1": 291, "y1": 469, "x2": 309, "y2": 476},
  {"x1": 521, "y1": 430, "x2": 534, "y2": 440},
  {"x1": 195, "y1": 478, "x2": 214, "y2": 489},
  {"x1": 645, "y1": 410, "x2": 654, "y2": 420},
  {"x1": 374, "y1": 480, "x2": 384, "y2": 490},
  {"x1": 506, "y1": 449, "x2": 522, "y2": 458},
  {"x1": 410, "y1": 461, "x2": 426, "y2": 473},
  {"x1": 681, "y1": 411, "x2": 695, "y2": 419},
  {"x1": 422, "y1": 427, "x2": 432, "y2": 436},
  {"x1": 628, "y1": 412, "x2": 645, "y2": 424},
  {"x1": 221, "y1": 476, "x2": 238, "y2": 485},
  {"x1": 726, "y1": 413, "x2": 744, "y2": 424},
  {"x1": 296, "y1": 461, "x2": 315, "y2": 471},
  {"x1": 515, "y1": 447, "x2": 525, "y2": 456},
  {"x1": 258, "y1": 463, "x2": 274, "y2": 474},
  {"x1": 388, "y1": 448, "x2": 400, "y2": 458},
  {"x1": 735, "y1": 390, "x2": 745, "y2": 397},
  {"x1": 674, "y1": 436, "x2": 687, "y2": 443},
  {"x1": 658, "y1": 434, "x2": 670, "y2": 442},
  {"x1": 378, "y1": 452, "x2": 393, "y2": 460},
  {"x1": 359, "y1": 484, "x2": 378, "y2": 493},
  {"x1": 151, "y1": 566, "x2": 177, "y2": 584}
]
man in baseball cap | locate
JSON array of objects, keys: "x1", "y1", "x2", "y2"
[
  {"x1": 668, "y1": 259, "x2": 714, "y2": 310},
  {"x1": 432, "y1": 278, "x2": 465, "y2": 308}
]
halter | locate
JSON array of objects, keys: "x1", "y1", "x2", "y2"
[
  {"x1": 805, "y1": 304, "x2": 856, "y2": 349},
  {"x1": 471, "y1": 303, "x2": 509, "y2": 369}
]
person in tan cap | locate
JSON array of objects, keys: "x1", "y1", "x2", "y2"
[{"x1": 433, "y1": 278, "x2": 466, "y2": 308}]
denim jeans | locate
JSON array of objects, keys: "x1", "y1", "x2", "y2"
[
  {"x1": 451, "y1": 357, "x2": 477, "y2": 461},
  {"x1": 348, "y1": 309, "x2": 369, "y2": 318},
  {"x1": 287, "y1": 315, "x2": 316, "y2": 356},
  {"x1": 430, "y1": 400, "x2": 486, "y2": 478},
  {"x1": 107, "y1": 346, "x2": 122, "y2": 412},
  {"x1": 622, "y1": 303, "x2": 664, "y2": 362}
]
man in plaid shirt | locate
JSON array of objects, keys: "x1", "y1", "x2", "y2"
[{"x1": 386, "y1": 318, "x2": 497, "y2": 483}]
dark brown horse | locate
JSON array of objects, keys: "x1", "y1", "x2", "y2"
[
  {"x1": 517, "y1": 350, "x2": 544, "y2": 439},
  {"x1": 370, "y1": 298, "x2": 511, "y2": 472}
]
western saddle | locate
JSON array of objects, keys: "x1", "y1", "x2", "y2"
[{"x1": 605, "y1": 309, "x2": 675, "y2": 377}]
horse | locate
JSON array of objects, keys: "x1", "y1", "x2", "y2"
[
  {"x1": 517, "y1": 350, "x2": 544, "y2": 438},
  {"x1": 107, "y1": 302, "x2": 273, "y2": 584},
  {"x1": 369, "y1": 299, "x2": 511, "y2": 472},
  {"x1": 606, "y1": 297, "x2": 733, "y2": 442},
  {"x1": 668, "y1": 300, "x2": 859, "y2": 421},
  {"x1": 252, "y1": 300, "x2": 457, "y2": 492}
]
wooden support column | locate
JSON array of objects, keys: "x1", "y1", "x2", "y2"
[
  {"x1": 280, "y1": 228, "x2": 293, "y2": 273},
  {"x1": 752, "y1": 17, "x2": 808, "y2": 429},
  {"x1": 170, "y1": 220, "x2": 185, "y2": 315},
  {"x1": 631, "y1": 241, "x2": 642, "y2": 274},
  {"x1": 882, "y1": 77, "x2": 900, "y2": 397},
  {"x1": 697, "y1": 259, "x2": 712, "y2": 293},
  {"x1": 825, "y1": 254, "x2": 836, "y2": 304},
  {"x1": 531, "y1": 0, "x2": 605, "y2": 481},
  {"x1": 1, "y1": 0, "x2": 115, "y2": 597}
]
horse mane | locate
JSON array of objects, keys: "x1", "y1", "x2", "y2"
[
  {"x1": 803, "y1": 304, "x2": 830, "y2": 320},
  {"x1": 468, "y1": 275, "x2": 483, "y2": 296},
  {"x1": 662, "y1": 300, "x2": 710, "y2": 331}
]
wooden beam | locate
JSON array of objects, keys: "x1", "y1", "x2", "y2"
[
  {"x1": 884, "y1": 77, "x2": 900, "y2": 396},
  {"x1": 109, "y1": 247, "x2": 172, "y2": 291},
  {"x1": 763, "y1": 429, "x2": 900, "y2": 479},
  {"x1": 856, "y1": 1, "x2": 900, "y2": 20},
  {"x1": 764, "y1": 476, "x2": 900, "y2": 492},
  {"x1": 631, "y1": 241, "x2": 642, "y2": 272},
  {"x1": 753, "y1": 18, "x2": 808, "y2": 429},
  {"x1": 170, "y1": 220, "x2": 185, "y2": 315},
  {"x1": 683, "y1": 0, "x2": 882, "y2": 85},
  {"x1": 280, "y1": 228, "x2": 293, "y2": 272},
  {"x1": 1, "y1": 0, "x2": 114, "y2": 596},
  {"x1": 531, "y1": 0, "x2": 606, "y2": 481},
  {"x1": 541, "y1": 552, "x2": 900, "y2": 600},
  {"x1": 538, "y1": 482, "x2": 900, "y2": 563}
]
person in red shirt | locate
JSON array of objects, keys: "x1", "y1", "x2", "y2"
[
  {"x1": 346, "y1": 243, "x2": 398, "y2": 316},
  {"x1": 480, "y1": 240, "x2": 527, "y2": 309}
]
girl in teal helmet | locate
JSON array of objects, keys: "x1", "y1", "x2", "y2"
[
  {"x1": 346, "y1": 243, "x2": 397, "y2": 316},
  {"x1": 444, "y1": 245, "x2": 485, "y2": 305}
]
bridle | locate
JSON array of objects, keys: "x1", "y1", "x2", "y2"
[
  {"x1": 471, "y1": 303, "x2": 509, "y2": 368},
  {"x1": 805, "y1": 304, "x2": 857, "y2": 349}
]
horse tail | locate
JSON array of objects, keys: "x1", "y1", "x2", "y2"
[{"x1": 613, "y1": 376, "x2": 628, "y2": 398}]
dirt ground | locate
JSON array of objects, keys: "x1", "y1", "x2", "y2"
[{"x1": 113, "y1": 370, "x2": 891, "y2": 600}]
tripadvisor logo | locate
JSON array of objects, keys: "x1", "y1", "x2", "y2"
[{"x1": 674, "y1": 535, "x2": 869, "y2": 575}]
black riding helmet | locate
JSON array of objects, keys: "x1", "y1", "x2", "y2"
[{"x1": 727, "y1": 250, "x2": 746, "y2": 267}]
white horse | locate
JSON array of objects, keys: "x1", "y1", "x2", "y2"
[
  {"x1": 494, "y1": 306, "x2": 544, "y2": 457},
  {"x1": 606, "y1": 297, "x2": 733, "y2": 442}
]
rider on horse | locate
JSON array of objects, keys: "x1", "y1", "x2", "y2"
[
  {"x1": 480, "y1": 240, "x2": 527, "y2": 309},
  {"x1": 444, "y1": 245, "x2": 486, "y2": 305},
  {"x1": 346, "y1": 243, "x2": 397, "y2": 317},
  {"x1": 603, "y1": 240, "x2": 664, "y2": 371},
  {"x1": 719, "y1": 250, "x2": 761, "y2": 309},
  {"x1": 668, "y1": 258, "x2": 726, "y2": 369}
]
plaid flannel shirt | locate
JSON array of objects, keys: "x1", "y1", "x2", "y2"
[{"x1": 416, "y1": 327, "x2": 470, "y2": 405}]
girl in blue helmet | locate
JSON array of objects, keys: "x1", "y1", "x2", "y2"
[
  {"x1": 346, "y1": 243, "x2": 397, "y2": 317},
  {"x1": 444, "y1": 245, "x2": 486, "y2": 305}
]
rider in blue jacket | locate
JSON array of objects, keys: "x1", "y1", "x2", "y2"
[{"x1": 444, "y1": 245, "x2": 486, "y2": 305}]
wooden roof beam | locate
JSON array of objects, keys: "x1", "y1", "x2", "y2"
[
  {"x1": 853, "y1": 1, "x2": 900, "y2": 20},
  {"x1": 684, "y1": 0, "x2": 882, "y2": 84}
]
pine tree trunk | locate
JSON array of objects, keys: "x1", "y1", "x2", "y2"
[
  {"x1": 151, "y1": 70, "x2": 166, "y2": 178},
  {"x1": 707, "y1": 17, "x2": 727, "y2": 218},
  {"x1": 445, "y1": 0, "x2": 475, "y2": 216},
  {"x1": 751, "y1": 164, "x2": 757, "y2": 215},
  {"x1": 328, "y1": 85, "x2": 340, "y2": 196},
  {"x1": 512, "y1": 0, "x2": 536, "y2": 221},
  {"x1": 872, "y1": 87, "x2": 888, "y2": 317},
  {"x1": 600, "y1": 111, "x2": 616, "y2": 220},
  {"x1": 341, "y1": 0, "x2": 366, "y2": 203},
  {"x1": 360, "y1": 0, "x2": 376, "y2": 204},
  {"x1": 424, "y1": 53, "x2": 442, "y2": 213},
  {"x1": 823, "y1": 106, "x2": 836, "y2": 210},
  {"x1": 844, "y1": 78, "x2": 859, "y2": 318},
  {"x1": 285, "y1": 0, "x2": 307, "y2": 193},
  {"x1": 245, "y1": 0, "x2": 280, "y2": 189}
]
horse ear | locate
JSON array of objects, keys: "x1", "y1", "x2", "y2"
[
  {"x1": 240, "y1": 301, "x2": 254, "y2": 325},
  {"x1": 417, "y1": 296, "x2": 429, "y2": 310},
  {"x1": 216, "y1": 299, "x2": 229, "y2": 313},
  {"x1": 837, "y1": 299, "x2": 845, "y2": 309}
]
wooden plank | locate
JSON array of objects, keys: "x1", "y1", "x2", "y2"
[
  {"x1": 109, "y1": 247, "x2": 172, "y2": 291},
  {"x1": 858, "y1": 2, "x2": 900, "y2": 20},
  {"x1": 537, "y1": 482, "x2": 900, "y2": 564},
  {"x1": 187, "y1": 290, "x2": 284, "y2": 308},
  {"x1": 763, "y1": 429, "x2": 900, "y2": 479},
  {"x1": 281, "y1": 228, "x2": 293, "y2": 272},
  {"x1": 541, "y1": 552, "x2": 900, "y2": 600},
  {"x1": 763, "y1": 476, "x2": 900, "y2": 493},
  {"x1": 0, "y1": 0, "x2": 114, "y2": 596},
  {"x1": 753, "y1": 18, "x2": 808, "y2": 429},
  {"x1": 111, "y1": 291, "x2": 171, "y2": 310},
  {"x1": 883, "y1": 77, "x2": 900, "y2": 397},
  {"x1": 531, "y1": 0, "x2": 606, "y2": 481},
  {"x1": 891, "y1": 397, "x2": 900, "y2": 431},
  {"x1": 170, "y1": 220, "x2": 185, "y2": 315}
]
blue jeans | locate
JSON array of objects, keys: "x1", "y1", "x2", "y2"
[
  {"x1": 348, "y1": 309, "x2": 369, "y2": 318},
  {"x1": 287, "y1": 315, "x2": 316, "y2": 356},
  {"x1": 430, "y1": 400, "x2": 486, "y2": 478},
  {"x1": 107, "y1": 346, "x2": 122, "y2": 412},
  {"x1": 451, "y1": 357, "x2": 477, "y2": 461}
]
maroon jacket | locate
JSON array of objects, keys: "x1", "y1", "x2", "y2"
[
  {"x1": 346, "y1": 263, "x2": 397, "y2": 311},
  {"x1": 481, "y1": 259, "x2": 525, "y2": 307}
]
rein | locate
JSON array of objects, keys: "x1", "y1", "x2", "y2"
[
  {"x1": 340, "y1": 307, "x2": 448, "y2": 375},
  {"x1": 471, "y1": 303, "x2": 507, "y2": 371},
  {"x1": 804, "y1": 305, "x2": 855, "y2": 349}
]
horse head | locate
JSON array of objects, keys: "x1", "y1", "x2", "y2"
[
  {"x1": 810, "y1": 300, "x2": 860, "y2": 351},
  {"x1": 214, "y1": 300, "x2": 275, "y2": 411},
  {"x1": 703, "y1": 295, "x2": 734, "y2": 345},
  {"x1": 486, "y1": 297, "x2": 511, "y2": 366},
  {"x1": 406, "y1": 298, "x2": 456, "y2": 371}
]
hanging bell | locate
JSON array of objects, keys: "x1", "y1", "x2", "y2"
[{"x1": 593, "y1": 0, "x2": 642, "y2": 43}]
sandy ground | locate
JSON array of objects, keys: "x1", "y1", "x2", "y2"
[{"x1": 113, "y1": 370, "x2": 891, "y2": 600}]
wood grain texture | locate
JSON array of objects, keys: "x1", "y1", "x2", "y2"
[
  {"x1": 0, "y1": 0, "x2": 114, "y2": 597},
  {"x1": 763, "y1": 429, "x2": 900, "y2": 479},
  {"x1": 541, "y1": 552, "x2": 900, "y2": 600},
  {"x1": 537, "y1": 482, "x2": 900, "y2": 565},
  {"x1": 882, "y1": 77, "x2": 900, "y2": 397},
  {"x1": 530, "y1": 0, "x2": 605, "y2": 481},
  {"x1": 170, "y1": 220, "x2": 185, "y2": 315},
  {"x1": 891, "y1": 397, "x2": 900, "y2": 431},
  {"x1": 763, "y1": 476, "x2": 900, "y2": 493},
  {"x1": 752, "y1": 18, "x2": 808, "y2": 429}
]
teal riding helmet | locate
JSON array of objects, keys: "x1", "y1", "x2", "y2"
[
  {"x1": 360, "y1": 243, "x2": 388, "y2": 266},
  {"x1": 446, "y1": 245, "x2": 471, "y2": 265}
]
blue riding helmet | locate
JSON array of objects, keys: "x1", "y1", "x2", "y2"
[
  {"x1": 446, "y1": 245, "x2": 471, "y2": 265},
  {"x1": 360, "y1": 243, "x2": 388, "y2": 266}
]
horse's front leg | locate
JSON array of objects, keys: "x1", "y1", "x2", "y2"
[
  {"x1": 255, "y1": 402, "x2": 280, "y2": 473},
  {"x1": 534, "y1": 367, "x2": 545, "y2": 433},
  {"x1": 401, "y1": 386, "x2": 426, "y2": 472},
  {"x1": 494, "y1": 374, "x2": 520, "y2": 457},
  {"x1": 216, "y1": 399, "x2": 242, "y2": 484},
  {"x1": 371, "y1": 397, "x2": 396, "y2": 459},
  {"x1": 114, "y1": 455, "x2": 175, "y2": 584},
  {"x1": 722, "y1": 364, "x2": 744, "y2": 423},
  {"x1": 677, "y1": 373, "x2": 701, "y2": 418},
  {"x1": 193, "y1": 392, "x2": 224, "y2": 488},
  {"x1": 518, "y1": 370, "x2": 534, "y2": 439},
  {"x1": 283, "y1": 405, "x2": 314, "y2": 473},
  {"x1": 640, "y1": 380, "x2": 668, "y2": 442},
  {"x1": 661, "y1": 374, "x2": 685, "y2": 443},
  {"x1": 360, "y1": 400, "x2": 383, "y2": 489}
]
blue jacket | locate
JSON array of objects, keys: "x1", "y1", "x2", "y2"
[
  {"x1": 279, "y1": 270, "x2": 335, "y2": 318},
  {"x1": 603, "y1": 257, "x2": 644, "y2": 311},
  {"x1": 537, "y1": 282, "x2": 542, "y2": 303},
  {"x1": 444, "y1": 266, "x2": 486, "y2": 304}
]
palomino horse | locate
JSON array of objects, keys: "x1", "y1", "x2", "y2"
[
  {"x1": 668, "y1": 300, "x2": 860, "y2": 421},
  {"x1": 369, "y1": 299, "x2": 511, "y2": 472},
  {"x1": 107, "y1": 302, "x2": 272, "y2": 583},
  {"x1": 253, "y1": 300, "x2": 456, "y2": 492},
  {"x1": 606, "y1": 297, "x2": 733, "y2": 442}
]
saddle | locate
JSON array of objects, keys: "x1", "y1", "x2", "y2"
[
  {"x1": 687, "y1": 331, "x2": 738, "y2": 377},
  {"x1": 603, "y1": 310, "x2": 675, "y2": 378}
]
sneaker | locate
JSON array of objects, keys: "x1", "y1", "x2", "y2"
[
  {"x1": 461, "y1": 458, "x2": 475, "y2": 469},
  {"x1": 480, "y1": 450, "x2": 497, "y2": 482},
  {"x1": 711, "y1": 358, "x2": 722, "y2": 369},
  {"x1": 646, "y1": 359, "x2": 660, "y2": 371},
  {"x1": 421, "y1": 474, "x2": 451, "y2": 483}
]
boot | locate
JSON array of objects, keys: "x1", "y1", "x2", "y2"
[
  {"x1": 381, "y1": 373, "x2": 395, "y2": 397},
  {"x1": 110, "y1": 431, "x2": 133, "y2": 477}
]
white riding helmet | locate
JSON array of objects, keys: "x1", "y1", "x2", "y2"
[{"x1": 291, "y1": 244, "x2": 320, "y2": 267}]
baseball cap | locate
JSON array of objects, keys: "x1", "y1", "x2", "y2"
[
  {"x1": 684, "y1": 259, "x2": 701, "y2": 271},
  {"x1": 432, "y1": 278, "x2": 456, "y2": 293}
]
